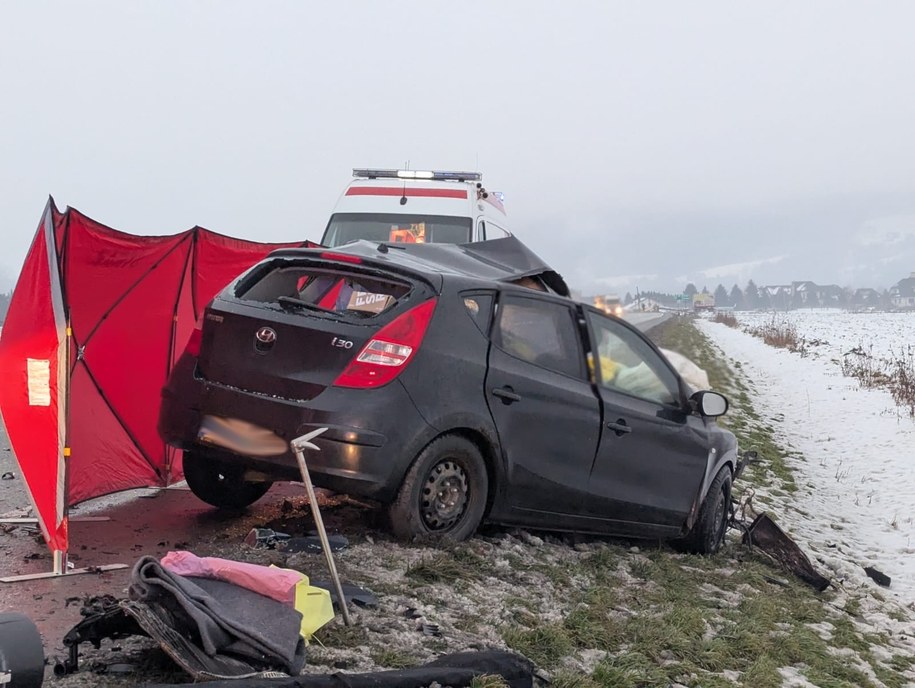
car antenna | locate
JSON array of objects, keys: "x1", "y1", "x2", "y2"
[{"x1": 400, "y1": 160, "x2": 409, "y2": 205}]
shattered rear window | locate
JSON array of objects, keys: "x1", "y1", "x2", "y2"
[{"x1": 237, "y1": 267, "x2": 410, "y2": 318}]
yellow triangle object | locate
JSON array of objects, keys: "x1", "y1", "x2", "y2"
[
  {"x1": 294, "y1": 579, "x2": 335, "y2": 640},
  {"x1": 269, "y1": 565, "x2": 335, "y2": 641}
]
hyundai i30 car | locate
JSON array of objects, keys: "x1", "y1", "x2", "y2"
[{"x1": 159, "y1": 237, "x2": 738, "y2": 553}]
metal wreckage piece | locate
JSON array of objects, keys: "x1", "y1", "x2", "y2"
[{"x1": 727, "y1": 450, "x2": 830, "y2": 592}]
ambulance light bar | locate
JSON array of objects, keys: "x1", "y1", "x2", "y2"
[{"x1": 353, "y1": 169, "x2": 483, "y2": 182}]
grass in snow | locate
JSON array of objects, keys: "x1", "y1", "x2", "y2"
[{"x1": 186, "y1": 316, "x2": 915, "y2": 688}]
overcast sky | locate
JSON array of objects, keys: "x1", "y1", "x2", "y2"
[{"x1": 2, "y1": 1, "x2": 915, "y2": 295}]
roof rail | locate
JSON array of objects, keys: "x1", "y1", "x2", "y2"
[{"x1": 353, "y1": 168, "x2": 482, "y2": 182}]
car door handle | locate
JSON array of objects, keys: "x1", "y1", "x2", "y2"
[
  {"x1": 492, "y1": 387, "x2": 522, "y2": 404},
  {"x1": 607, "y1": 419, "x2": 632, "y2": 436}
]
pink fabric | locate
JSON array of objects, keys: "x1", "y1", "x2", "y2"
[{"x1": 161, "y1": 551, "x2": 304, "y2": 604}]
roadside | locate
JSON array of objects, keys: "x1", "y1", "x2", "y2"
[{"x1": 2, "y1": 318, "x2": 914, "y2": 687}]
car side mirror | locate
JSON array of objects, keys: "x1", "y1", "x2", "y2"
[{"x1": 690, "y1": 390, "x2": 729, "y2": 417}]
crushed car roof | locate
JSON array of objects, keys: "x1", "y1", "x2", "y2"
[{"x1": 272, "y1": 236, "x2": 570, "y2": 297}]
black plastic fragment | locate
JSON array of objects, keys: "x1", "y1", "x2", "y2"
[
  {"x1": 281, "y1": 534, "x2": 348, "y2": 554},
  {"x1": 864, "y1": 566, "x2": 891, "y2": 587}
]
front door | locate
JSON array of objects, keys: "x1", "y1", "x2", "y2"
[
  {"x1": 584, "y1": 311, "x2": 710, "y2": 535},
  {"x1": 484, "y1": 294, "x2": 601, "y2": 520}
]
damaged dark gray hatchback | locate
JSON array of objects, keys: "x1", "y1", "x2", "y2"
[{"x1": 159, "y1": 237, "x2": 739, "y2": 553}]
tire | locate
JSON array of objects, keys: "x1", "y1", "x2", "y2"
[
  {"x1": 0, "y1": 612, "x2": 45, "y2": 686},
  {"x1": 679, "y1": 467, "x2": 732, "y2": 555},
  {"x1": 388, "y1": 434, "x2": 489, "y2": 542},
  {"x1": 182, "y1": 449, "x2": 272, "y2": 510}
]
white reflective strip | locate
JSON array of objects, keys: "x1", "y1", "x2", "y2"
[
  {"x1": 42, "y1": 206, "x2": 69, "y2": 527},
  {"x1": 27, "y1": 359, "x2": 51, "y2": 405}
]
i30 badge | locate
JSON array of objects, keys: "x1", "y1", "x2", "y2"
[{"x1": 254, "y1": 326, "x2": 277, "y2": 352}]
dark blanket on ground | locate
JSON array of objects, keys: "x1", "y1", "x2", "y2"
[
  {"x1": 148, "y1": 651, "x2": 535, "y2": 688},
  {"x1": 128, "y1": 555, "x2": 306, "y2": 677}
]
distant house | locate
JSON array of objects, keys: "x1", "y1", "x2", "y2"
[
  {"x1": 889, "y1": 273, "x2": 915, "y2": 309},
  {"x1": 788, "y1": 281, "x2": 846, "y2": 308},
  {"x1": 852, "y1": 288, "x2": 881, "y2": 308},
  {"x1": 791, "y1": 281, "x2": 818, "y2": 306},
  {"x1": 763, "y1": 285, "x2": 793, "y2": 309}
]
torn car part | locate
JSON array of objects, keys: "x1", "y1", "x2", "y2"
[
  {"x1": 57, "y1": 595, "x2": 145, "y2": 676},
  {"x1": 148, "y1": 650, "x2": 534, "y2": 688},
  {"x1": 733, "y1": 449, "x2": 757, "y2": 482},
  {"x1": 280, "y1": 534, "x2": 348, "y2": 554},
  {"x1": 742, "y1": 513, "x2": 830, "y2": 592},
  {"x1": 311, "y1": 582, "x2": 378, "y2": 609},
  {"x1": 864, "y1": 566, "x2": 891, "y2": 588},
  {"x1": 244, "y1": 528, "x2": 291, "y2": 549}
]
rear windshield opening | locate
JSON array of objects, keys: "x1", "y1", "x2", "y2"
[
  {"x1": 237, "y1": 267, "x2": 410, "y2": 318},
  {"x1": 323, "y1": 213, "x2": 472, "y2": 247}
]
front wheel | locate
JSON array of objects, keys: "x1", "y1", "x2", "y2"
[
  {"x1": 388, "y1": 435, "x2": 489, "y2": 542},
  {"x1": 679, "y1": 467, "x2": 731, "y2": 555},
  {"x1": 182, "y1": 449, "x2": 273, "y2": 510}
]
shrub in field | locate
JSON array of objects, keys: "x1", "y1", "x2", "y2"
[
  {"x1": 889, "y1": 345, "x2": 915, "y2": 418},
  {"x1": 840, "y1": 343, "x2": 915, "y2": 417},
  {"x1": 745, "y1": 314, "x2": 807, "y2": 355},
  {"x1": 714, "y1": 311, "x2": 739, "y2": 328},
  {"x1": 841, "y1": 344, "x2": 892, "y2": 388}
]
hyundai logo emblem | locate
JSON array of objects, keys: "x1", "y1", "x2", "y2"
[{"x1": 255, "y1": 327, "x2": 277, "y2": 345}]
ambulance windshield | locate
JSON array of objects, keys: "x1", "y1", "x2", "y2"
[{"x1": 322, "y1": 213, "x2": 472, "y2": 247}]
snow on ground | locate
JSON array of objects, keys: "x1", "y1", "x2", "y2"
[
  {"x1": 698, "y1": 315, "x2": 915, "y2": 605},
  {"x1": 738, "y1": 309, "x2": 915, "y2": 362}
]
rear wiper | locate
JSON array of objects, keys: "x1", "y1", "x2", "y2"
[{"x1": 277, "y1": 296, "x2": 327, "y2": 313}]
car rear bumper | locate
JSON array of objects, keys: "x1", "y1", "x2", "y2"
[{"x1": 158, "y1": 355, "x2": 435, "y2": 501}]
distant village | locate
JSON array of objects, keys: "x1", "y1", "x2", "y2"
[{"x1": 586, "y1": 271, "x2": 915, "y2": 313}]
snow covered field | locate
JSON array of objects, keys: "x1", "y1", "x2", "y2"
[
  {"x1": 698, "y1": 313, "x2": 915, "y2": 606},
  {"x1": 737, "y1": 309, "x2": 914, "y2": 363}
]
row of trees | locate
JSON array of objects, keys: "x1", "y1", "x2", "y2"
[
  {"x1": 622, "y1": 281, "x2": 892, "y2": 310},
  {"x1": 679, "y1": 282, "x2": 887, "y2": 310}
]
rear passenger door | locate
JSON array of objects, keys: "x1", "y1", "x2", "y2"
[{"x1": 484, "y1": 293, "x2": 601, "y2": 520}]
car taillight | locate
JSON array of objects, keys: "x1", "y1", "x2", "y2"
[
  {"x1": 320, "y1": 251, "x2": 362, "y2": 264},
  {"x1": 185, "y1": 324, "x2": 203, "y2": 357},
  {"x1": 333, "y1": 298, "x2": 437, "y2": 389}
]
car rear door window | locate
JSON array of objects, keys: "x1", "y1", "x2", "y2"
[
  {"x1": 493, "y1": 295, "x2": 584, "y2": 379},
  {"x1": 462, "y1": 292, "x2": 495, "y2": 335},
  {"x1": 237, "y1": 266, "x2": 410, "y2": 319},
  {"x1": 586, "y1": 311, "x2": 680, "y2": 406}
]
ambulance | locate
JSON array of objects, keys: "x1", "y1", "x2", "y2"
[{"x1": 320, "y1": 168, "x2": 511, "y2": 247}]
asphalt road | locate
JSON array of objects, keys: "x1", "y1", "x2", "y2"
[{"x1": 624, "y1": 310, "x2": 670, "y2": 332}]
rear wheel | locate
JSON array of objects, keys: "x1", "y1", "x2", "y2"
[
  {"x1": 388, "y1": 435, "x2": 488, "y2": 542},
  {"x1": 679, "y1": 467, "x2": 732, "y2": 555},
  {"x1": 182, "y1": 449, "x2": 273, "y2": 509}
]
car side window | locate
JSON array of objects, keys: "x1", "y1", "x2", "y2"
[
  {"x1": 487, "y1": 222, "x2": 510, "y2": 239},
  {"x1": 493, "y1": 295, "x2": 584, "y2": 379},
  {"x1": 477, "y1": 220, "x2": 486, "y2": 241},
  {"x1": 586, "y1": 312, "x2": 680, "y2": 406}
]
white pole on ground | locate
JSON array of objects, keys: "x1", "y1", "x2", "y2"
[{"x1": 290, "y1": 428, "x2": 352, "y2": 626}]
